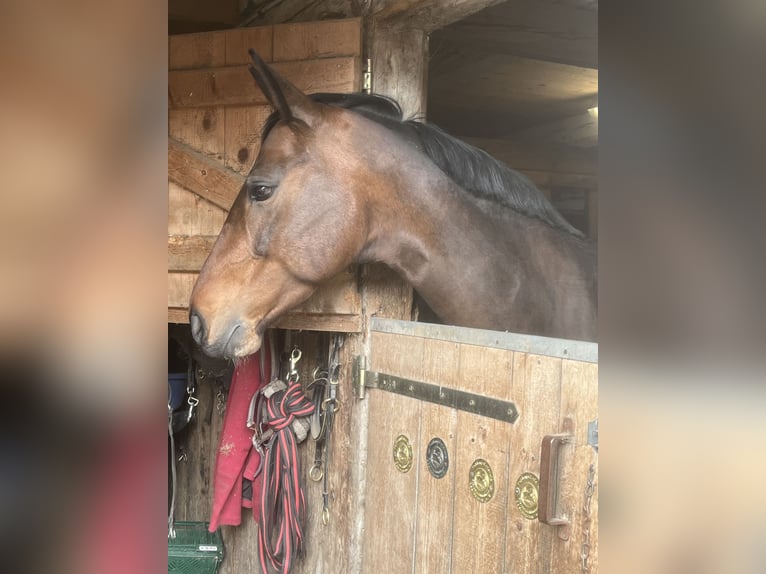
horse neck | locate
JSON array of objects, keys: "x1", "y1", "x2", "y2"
[{"x1": 358, "y1": 156, "x2": 596, "y2": 338}]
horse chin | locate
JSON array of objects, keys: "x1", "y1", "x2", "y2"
[{"x1": 222, "y1": 323, "x2": 263, "y2": 359}]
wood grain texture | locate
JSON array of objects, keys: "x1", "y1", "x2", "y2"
[
  {"x1": 168, "y1": 58, "x2": 359, "y2": 108},
  {"x1": 451, "y1": 344, "x2": 514, "y2": 574},
  {"x1": 411, "y1": 339, "x2": 460, "y2": 573},
  {"x1": 363, "y1": 332, "x2": 426, "y2": 573},
  {"x1": 168, "y1": 138, "x2": 244, "y2": 211},
  {"x1": 168, "y1": 235, "x2": 217, "y2": 272},
  {"x1": 168, "y1": 272, "x2": 197, "y2": 308},
  {"x1": 371, "y1": 24, "x2": 428, "y2": 119},
  {"x1": 223, "y1": 105, "x2": 273, "y2": 174},
  {"x1": 173, "y1": 376, "x2": 216, "y2": 521},
  {"x1": 168, "y1": 183, "x2": 228, "y2": 237},
  {"x1": 273, "y1": 18, "x2": 362, "y2": 61},
  {"x1": 504, "y1": 353, "x2": 563, "y2": 574},
  {"x1": 168, "y1": 308, "x2": 189, "y2": 323},
  {"x1": 169, "y1": 106, "x2": 225, "y2": 162},
  {"x1": 169, "y1": 31, "x2": 226, "y2": 70},
  {"x1": 223, "y1": 26, "x2": 273, "y2": 65},
  {"x1": 374, "y1": 0, "x2": 504, "y2": 31},
  {"x1": 550, "y1": 360, "x2": 598, "y2": 573}
]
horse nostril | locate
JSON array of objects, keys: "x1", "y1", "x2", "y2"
[{"x1": 189, "y1": 308, "x2": 206, "y2": 344}]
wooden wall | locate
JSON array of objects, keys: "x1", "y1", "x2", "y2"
[{"x1": 168, "y1": 19, "x2": 366, "y2": 328}]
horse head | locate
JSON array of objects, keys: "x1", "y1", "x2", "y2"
[{"x1": 189, "y1": 50, "x2": 370, "y2": 358}]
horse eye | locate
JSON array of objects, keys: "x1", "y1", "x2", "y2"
[{"x1": 248, "y1": 184, "x2": 274, "y2": 202}]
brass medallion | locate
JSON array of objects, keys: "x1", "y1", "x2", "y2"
[
  {"x1": 514, "y1": 472, "x2": 540, "y2": 519},
  {"x1": 426, "y1": 437, "x2": 449, "y2": 479},
  {"x1": 393, "y1": 434, "x2": 413, "y2": 473},
  {"x1": 468, "y1": 459, "x2": 495, "y2": 503}
]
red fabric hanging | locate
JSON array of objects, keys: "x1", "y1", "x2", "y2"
[{"x1": 208, "y1": 337, "x2": 270, "y2": 531}]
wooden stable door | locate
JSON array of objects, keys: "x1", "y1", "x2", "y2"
[{"x1": 360, "y1": 318, "x2": 598, "y2": 573}]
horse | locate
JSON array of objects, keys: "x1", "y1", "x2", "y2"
[{"x1": 189, "y1": 49, "x2": 597, "y2": 359}]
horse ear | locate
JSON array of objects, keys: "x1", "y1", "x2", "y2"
[{"x1": 248, "y1": 48, "x2": 318, "y2": 124}]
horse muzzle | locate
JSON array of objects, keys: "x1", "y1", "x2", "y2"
[{"x1": 189, "y1": 307, "x2": 259, "y2": 359}]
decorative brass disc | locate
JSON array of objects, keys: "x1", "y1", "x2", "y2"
[
  {"x1": 393, "y1": 434, "x2": 413, "y2": 473},
  {"x1": 514, "y1": 472, "x2": 540, "y2": 519},
  {"x1": 468, "y1": 459, "x2": 495, "y2": 503},
  {"x1": 426, "y1": 437, "x2": 449, "y2": 479}
]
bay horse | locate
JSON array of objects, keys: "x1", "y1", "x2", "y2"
[{"x1": 190, "y1": 50, "x2": 597, "y2": 359}]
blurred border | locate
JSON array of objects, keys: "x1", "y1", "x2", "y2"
[
  {"x1": 0, "y1": 1, "x2": 168, "y2": 572},
  {"x1": 1, "y1": 0, "x2": 765, "y2": 572},
  {"x1": 601, "y1": 0, "x2": 766, "y2": 572}
]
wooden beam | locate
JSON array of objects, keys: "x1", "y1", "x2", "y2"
[
  {"x1": 431, "y1": 0, "x2": 598, "y2": 69},
  {"x1": 374, "y1": 0, "x2": 504, "y2": 31},
  {"x1": 168, "y1": 138, "x2": 244, "y2": 211},
  {"x1": 371, "y1": 24, "x2": 429, "y2": 118},
  {"x1": 168, "y1": 57, "x2": 359, "y2": 108},
  {"x1": 240, "y1": 0, "x2": 357, "y2": 26},
  {"x1": 168, "y1": 0, "x2": 239, "y2": 26},
  {"x1": 509, "y1": 111, "x2": 598, "y2": 148},
  {"x1": 462, "y1": 137, "x2": 597, "y2": 175},
  {"x1": 168, "y1": 235, "x2": 218, "y2": 272}
]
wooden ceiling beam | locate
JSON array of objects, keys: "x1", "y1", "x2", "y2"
[
  {"x1": 431, "y1": 0, "x2": 597, "y2": 69},
  {"x1": 508, "y1": 111, "x2": 598, "y2": 148},
  {"x1": 374, "y1": 0, "x2": 505, "y2": 32}
]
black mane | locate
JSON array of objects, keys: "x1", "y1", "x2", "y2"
[{"x1": 262, "y1": 92, "x2": 584, "y2": 238}]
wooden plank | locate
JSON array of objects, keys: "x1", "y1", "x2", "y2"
[
  {"x1": 168, "y1": 307, "x2": 189, "y2": 323},
  {"x1": 414, "y1": 339, "x2": 460, "y2": 574},
  {"x1": 168, "y1": 57, "x2": 359, "y2": 108},
  {"x1": 550, "y1": 360, "x2": 598, "y2": 573},
  {"x1": 363, "y1": 332, "x2": 425, "y2": 573},
  {"x1": 169, "y1": 267, "x2": 362, "y2": 332},
  {"x1": 427, "y1": 55, "x2": 598, "y2": 139},
  {"x1": 434, "y1": 0, "x2": 598, "y2": 69},
  {"x1": 371, "y1": 25, "x2": 428, "y2": 118},
  {"x1": 512, "y1": 112, "x2": 598, "y2": 148},
  {"x1": 168, "y1": 235, "x2": 217, "y2": 272},
  {"x1": 451, "y1": 344, "x2": 514, "y2": 573},
  {"x1": 462, "y1": 138, "x2": 597, "y2": 176},
  {"x1": 173, "y1": 370, "x2": 216, "y2": 520},
  {"x1": 504, "y1": 353, "x2": 563, "y2": 574},
  {"x1": 168, "y1": 138, "x2": 244, "y2": 211},
  {"x1": 168, "y1": 0, "x2": 239, "y2": 27},
  {"x1": 168, "y1": 272, "x2": 197, "y2": 308},
  {"x1": 168, "y1": 107, "x2": 225, "y2": 162},
  {"x1": 374, "y1": 0, "x2": 504, "y2": 32},
  {"x1": 223, "y1": 105, "x2": 273, "y2": 175},
  {"x1": 168, "y1": 183, "x2": 228, "y2": 236},
  {"x1": 273, "y1": 18, "x2": 362, "y2": 62},
  {"x1": 240, "y1": 0, "x2": 355, "y2": 26},
  {"x1": 169, "y1": 31, "x2": 226, "y2": 70},
  {"x1": 224, "y1": 26, "x2": 274, "y2": 65}
]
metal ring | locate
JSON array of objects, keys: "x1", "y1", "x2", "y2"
[
  {"x1": 321, "y1": 397, "x2": 340, "y2": 413},
  {"x1": 309, "y1": 464, "x2": 324, "y2": 482}
]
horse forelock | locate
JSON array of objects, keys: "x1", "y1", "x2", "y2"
[{"x1": 260, "y1": 92, "x2": 584, "y2": 238}]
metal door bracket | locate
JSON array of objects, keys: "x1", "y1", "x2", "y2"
[{"x1": 353, "y1": 356, "x2": 518, "y2": 423}]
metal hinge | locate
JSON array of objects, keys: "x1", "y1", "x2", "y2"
[
  {"x1": 362, "y1": 58, "x2": 372, "y2": 94},
  {"x1": 353, "y1": 356, "x2": 519, "y2": 424},
  {"x1": 588, "y1": 419, "x2": 598, "y2": 453}
]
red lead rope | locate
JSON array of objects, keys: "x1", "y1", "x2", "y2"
[{"x1": 257, "y1": 378, "x2": 315, "y2": 574}]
